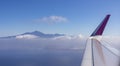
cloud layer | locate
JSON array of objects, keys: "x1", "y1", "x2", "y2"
[{"x1": 36, "y1": 16, "x2": 68, "y2": 23}]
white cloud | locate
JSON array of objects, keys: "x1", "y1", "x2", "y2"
[
  {"x1": 52, "y1": 35, "x2": 72, "y2": 40},
  {"x1": 36, "y1": 16, "x2": 68, "y2": 23},
  {"x1": 16, "y1": 34, "x2": 38, "y2": 39},
  {"x1": 52, "y1": 34, "x2": 84, "y2": 40}
]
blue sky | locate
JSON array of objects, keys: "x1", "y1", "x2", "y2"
[{"x1": 0, "y1": 0, "x2": 120, "y2": 36}]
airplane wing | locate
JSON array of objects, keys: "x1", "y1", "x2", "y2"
[{"x1": 81, "y1": 15, "x2": 120, "y2": 66}]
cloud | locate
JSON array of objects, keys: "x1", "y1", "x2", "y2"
[
  {"x1": 52, "y1": 34, "x2": 84, "y2": 40},
  {"x1": 16, "y1": 34, "x2": 38, "y2": 39},
  {"x1": 36, "y1": 16, "x2": 68, "y2": 23}
]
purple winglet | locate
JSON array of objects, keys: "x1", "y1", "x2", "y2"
[{"x1": 91, "y1": 14, "x2": 110, "y2": 36}]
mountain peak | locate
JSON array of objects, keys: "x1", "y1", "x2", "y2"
[
  {"x1": 0, "y1": 31, "x2": 65, "y2": 39},
  {"x1": 32, "y1": 30, "x2": 43, "y2": 33}
]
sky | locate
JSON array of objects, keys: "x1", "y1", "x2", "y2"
[{"x1": 0, "y1": 0, "x2": 120, "y2": 37}]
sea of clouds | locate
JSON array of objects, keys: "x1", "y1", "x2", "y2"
[{"x1": 0, "y1": 35, "x2": 119, "y2": 66}]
